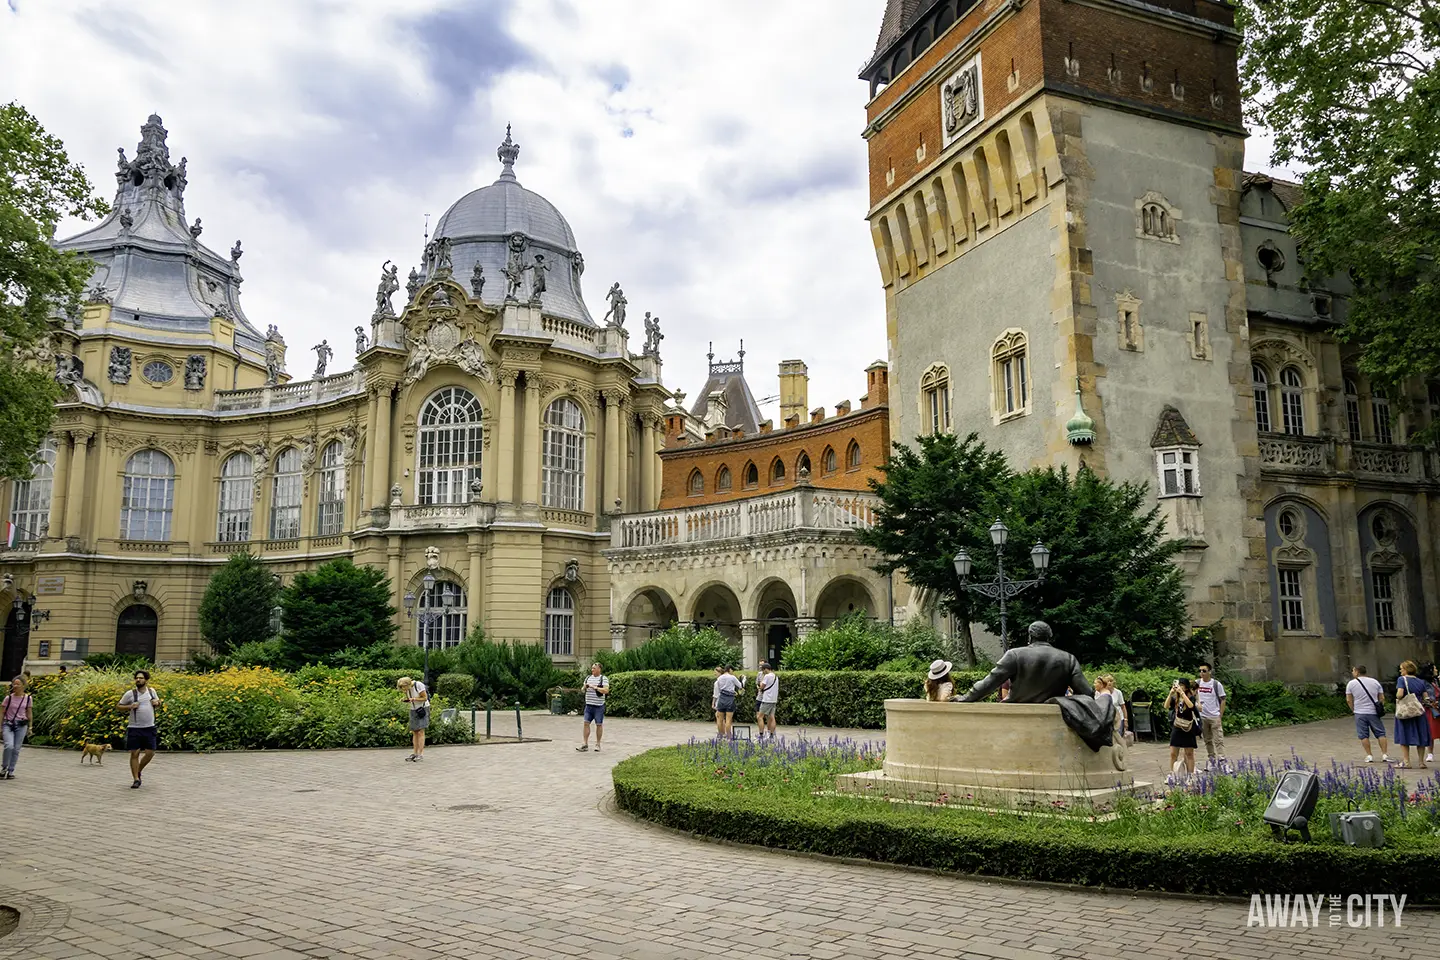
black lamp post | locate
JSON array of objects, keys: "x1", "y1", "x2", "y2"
[
  {"x1": 403, "y1": 572, "x2": 454, "y2": 683},
  {"x1": 953, "y1": 519, "x2": 1051, "y2": 652}
]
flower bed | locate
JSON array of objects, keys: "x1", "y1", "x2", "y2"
[
  {"x1": 613, "y1": 738, "x2": 1440, "y2": 900},
  {"x1": 31, "y1": 668, "x2": 473, "y2": 751}
]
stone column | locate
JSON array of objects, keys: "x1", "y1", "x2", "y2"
[
  {"x1": 467, "y1": 537, "x2": 483, "y2": 631},
  {"x1": 639, "y1": 413, "x2": 656, "y2": 511},
  {"x1": 521, "y1": 374, "x2": 542, "y2": 508},
  {"x1": 603, "y1": 390, "x2": 621, "y2": 516},
  {"x1": 652, "y1": 418, "x2": 665, "y2": 511},
  {"x1": 610, "y1": 622, "x2": 626, "y2": 652},
  {"x1": 496, "y1": 370, "x2": 517, "y2": 506},
  {"x1": 739, "y1": 619, "x2": 761, "y2": 669},
  {"x1": 387, "y1": 537, "x2": 405, "y2": 639},
  {"x1": 368, "y1": 382, "x2": 394, "y2": 511},
  {"x1": 618, "y1": 400, "x2": 630, "y2": 512},
  {"x1": 795, "y1": 617, "x2": 819, "y2": 639},
  {"x1": 48, "y1": 435, "x2": 73, "y2": 539},
  {"x1": 64, "y1": 430, "x2": 92, "y2": 539}
]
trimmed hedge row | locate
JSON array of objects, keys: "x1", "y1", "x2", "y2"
[{"x1": 612, "y1": 747, "x2": 1440, "y2": 901}]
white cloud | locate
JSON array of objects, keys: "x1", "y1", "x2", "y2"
[{"x1": 1, "y1": 0, "x2": 1299, "y2": 412}]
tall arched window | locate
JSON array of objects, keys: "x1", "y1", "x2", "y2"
[
  {"x1": 1251, "y1": 363, "x2": 1272, "y2": 433},
  {"x1": 121, "y1": 449, "x2": 175, "y2": 541},
  {"x1": 542, "y1": 398, "x2": 585, "y2": 510},
  {"x1": 1372, "y1": 386, "x2": 1394, "y2": 444},
  {"x1": 716, "y1": 466, "x2": 732, "y2": 491},
  {"x1": 217, "y1": 452, "x2": 254, "y2": 542},
  {"x1": 417, "y1": 581, "x2": 467, "y2": 649},
  {"x1": 797, "y1": 453, "x2": 811, "y2": 477},
  {"x1": 544, "y1": 586, "x2": 575, "y2": 656},
  {"x1": 920, "y1": 364, "x2": 951, "y2": 435},
  {"x1": 269, "y1": 447, "x2": 302, "y2": 540},
  {"x1": 1344, "y1": 377, "x2": 1363, "y2": 441},
  {"x1": 317, "y1": 441, "x2": 345, "y2": 536},
  {"x1": 688, "y1": 469, "x2": 704, "y2": 496},
  {"x1": 1279, "y1": 366, "x2": 1305, "y2": 436},
  {"x1": 847, "y1": 440, "x2": 862, "y2": 469},
  {"x1": 770, "y1": 458, "x2": 786, "y2": 485},
  {"x1": 822, "y1": 447, "x2": 837, "y2": 474},
  {"x1": 418, "y1": 387, "x2": 483, "y2": 505},
  {"x1": 744, "y1": 462, "x2": 759, "y2": 489},
  {"x1": 9, "y1": 439, "x2": 55, "y2": 543},
  {"x1": 992, "y1": 331, "x2": 1029, "y2": 418}
]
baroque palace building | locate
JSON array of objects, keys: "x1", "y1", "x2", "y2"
[
  {"x1": 860, "y1": 0, "x2": 1438, "y2": 680},
  {"x1": 0, "y1": 116, "x2": 670, "y2": 677},
  {"x1": 606, "y1": 349, "x2": 892, "y2": 667}
]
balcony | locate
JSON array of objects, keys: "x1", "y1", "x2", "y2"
[
  {"x1": 1258, "y1": 433, "x2": 1332, "y2": 475},
  {"x1": 609, "y1": 487, "x2": 879, "y2": 552},
  {"x1": 387, "y1": 501, "x2": 498, "y2": 532},
  {"x1": 205, "y1": 535, "x2": 352, "y2": 557},
  {"x1": 213, "y1": 369, "x2": 364, "y2": 413},
  {"x1": 1350, "y1": 442, "x2": 1423, "y2": 481}
]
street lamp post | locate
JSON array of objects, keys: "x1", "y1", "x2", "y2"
[
  {"x1": 953, "y1": 519, "x2": 1052, "y2": 652},
  {"x1": 403, "y1": 572, "x2": 455, "y2": 683}
]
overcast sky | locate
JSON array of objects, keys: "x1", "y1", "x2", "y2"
[{"x1": 2, "y1": 0, "x2": 1292, "y2": 416}]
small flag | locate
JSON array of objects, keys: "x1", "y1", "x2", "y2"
[{"x1": 4, "y1": 522, "x2": 14, "y2": 548}]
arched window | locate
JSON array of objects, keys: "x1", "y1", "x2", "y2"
[
  {"x1": 217, "y1": 452, "x2": 254, "y2": 542},
  {"x1": 1372, "y1": 385, "x2": 1393, "y2": 445},
  {"x1": 9, "y1": 439, "x2": 55, "y2": 543},
  {"x1": 823, "y1": 447, "x2": 837, "y2": 474},
  {"x1": 542, "y1": 398, "x2": 586, "y2": 510},
  {"x1": 1251, "y1": 363, "x2": 1272, "y2": 433},
  {"x1": 920, "y1": 364, "x2": 950, "y2": 434},
  {"x1": 317, "y1": 441, "x2": 345, "y2": 536},
  {"x1": 418, "y1": 387, "x2": 483, "y2": 505},
  {"x1": 1344, "y1": 377, "x2": 1362, "y2": 441},
  {"x1": 688, "y1": 469, "x2": 704, "y2": 496},
  {"x1": 1279, "y1": 366, "x2": 1305, "y2": 436},
  {"x1": 847, "y1": 441, "x2": 862, "y2": 469},
  {"x1": 716, "y1": 466, "x2": 732, "y2": 491},
  {"x1": 744, "y1": 462, "x2": 759, "y2": 489},
  {"x1": 797, "y1": 453, "x2": 811, "y2": 477},
  {"x1": 770, "y1": 458, "x2": 786, "y2": 484},
  {"x1": 121, "y1": 449, "x2": 174, "y2": 541},
  {"x1": 544, "y1": 586, "x2": 575, "y2": 656},
  {"x1": 269, "y1": 447, "x2": 302, "y2": 540},
  {"x1": 1141, "y1": 203, "x2": 1170, "y2": 238},
  {"x1": 992, "y1": 331, "x2": 1029, "y2": 418},
  {"x1": 416, "y1": 581, "x2": 467, "y2": 649}
]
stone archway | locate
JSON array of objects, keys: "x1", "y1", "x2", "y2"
[
  {"x1": 619, "y1": 587, "x2": 680, "y2": 648},
  {"x1": 690, "y1": 583, "x2": 742, "y2": 643},
  {"x1": 752, "y1": 578, "x2": 797, "y2": 666},
  {"x1": 814, "y1": 577, "x2": 878, "y2": 628},
  {"x1": 115, "y1": 604, "x2": 158, "y2": 661}
]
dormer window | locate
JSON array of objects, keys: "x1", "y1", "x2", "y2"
[{"x1": 1156, "y1": 448, "x2": 1200, "y2": 497}]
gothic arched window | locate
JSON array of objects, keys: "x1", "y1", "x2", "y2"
[
  {"x1": 217, "y1": 452, "x2": 254, "y2": 542},
  {"x1": 1279, "y1": 366, "x2": 1305, "y2": 436},
  {"x1": 688, "y1": 469, "x2": 704, "y2": 496},
  {"x1": 418, "y1": 387, "x2": 483, "y2": 505},
  {"x1": 542, "y1": 398, "x2": 586, "y2": 510},
  {"x1": 1251, "y1": 363, "x2": 1272, "y2": 433},
  {"x1": 992, "y1": 330, "x2": 1029, "y2": 419},
  {"x1": 716, "y1": 465, "x2": 733, "y2": 491}
]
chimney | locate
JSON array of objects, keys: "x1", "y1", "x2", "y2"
[
  {"x1": 759, "y1": 419, "x2": 773, "y2": 434},
  {"x1": 783, "y1": 414, "x2": 800, "y2": 430},
  {"x1": 835, "y1": 400, "x2": 852, "y2": 417},
  {"x1": 810, "y1": 406, "x2": 825, "y2": 424},
  {"x1": 664, "y1": 411, "x2": 686, "y2": 439},
  {"x1": 864, "y1": 360, "x2": 890, "y2": 408},
  {"x1": 778, "y1": 359, "x2": 809, "y2": 425}
]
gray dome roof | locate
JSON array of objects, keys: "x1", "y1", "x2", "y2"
[{"x1": 427, "y1": 128, "x2": 594, "y2": 326}]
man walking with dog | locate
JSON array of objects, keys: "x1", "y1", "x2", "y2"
[{"x1": 119, "y1": 670, "x2": 161, "y2": 789}]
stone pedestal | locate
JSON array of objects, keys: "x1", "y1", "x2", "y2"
[{"x1": 836, "y1": 699, "x2": 1148, "y2": 807}]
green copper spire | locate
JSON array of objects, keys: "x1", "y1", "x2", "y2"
[{"x1": 1066, "y1": 377, "x2": 1096, "y2": 445}]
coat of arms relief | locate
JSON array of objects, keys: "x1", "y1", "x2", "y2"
[
  {"x1": 402, "y1": 282, "x2": 494, "y2": 385},
  {"x1": 941, "y1": 54, "x2": 983, "y2": 145}
]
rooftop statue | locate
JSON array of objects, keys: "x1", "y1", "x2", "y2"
[
  {"x1": 643, "y1": 311, "x2": 663, "y2": 357},
  {"x1": 959, "y1": 621, "x2": 1094, "y2": 703},
  {"x1": 470, "y1": 261, "x2": 485, "y2": 299},
  {"x1": 529, "y1": 254, "x2": 549, "y2": 300},
  {"x1": 374, "y1": 260, "x2": 400, "y2": 318},
  {"x1": 312, "y1": 339, "x2": 332, "y2": 378},
  {"x1": 602, "y1": 282, "x2": 627, "y2": 328}
]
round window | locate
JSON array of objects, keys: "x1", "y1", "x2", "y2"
[
  {"x1": 142, "y1": 359, "x2": 174, "y2": 383},
  {"x1": 1277, "y1": 509, "x2": 1299, "y2": 540}
]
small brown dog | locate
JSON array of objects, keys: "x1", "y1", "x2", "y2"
[{"x1": 80, "y1": 742, "x2": 111, "y2": 764}]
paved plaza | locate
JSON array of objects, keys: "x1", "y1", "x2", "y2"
[{"x1": 0, "y1": 713, "x2": 1431, "y2": 959}]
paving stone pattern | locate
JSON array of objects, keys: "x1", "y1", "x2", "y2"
[{"x1": 0, "y1": 713, "x2": 1431, "y2": 959}]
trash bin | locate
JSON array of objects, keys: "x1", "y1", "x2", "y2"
[
  {"x1": 550, "y1": 693, "x2": 565, "y2": 715},
  {"x1": 1130, "y1": 700, "x2": 1155, "y2": 740}
]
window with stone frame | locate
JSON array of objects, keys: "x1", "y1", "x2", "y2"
[
  {"x1": 770, "y1": 458, "x2": 786, "y2": 484},
  {"x1": 269, "y1": 447, "x2": 302, "y2": 540},
  {"x1": 687, "y1": 469, "x2": 704, "y2": 496},
  {"x1": 1367, "y1": 512, "x2": 1409, "y2": 635},
  {"x1": 992, "y1": 330, "x2": 1029, "y2": 420},
  {"x1": 317, "y1": 441, "x2": 345, "y2": 536},
  {"x1": 822, "y1": 447, "x2": 837, "y2": 474},
  {"x1": 1155, "y1": 448, "x2": 1200, "y2": 496},
  {"x1": 120, "y1": 449, "x2": 175, "y2": 541},
  {"x1": 542, "y1": 398, "x2": 586, "y2": 511},
  {"x1": 1372, "y1": 570, "x2": 1398, "y2": 633},
  {"x1": 1344, "y1": 377, "x2": 1363, "y2": 441},
  {"x1": 716, "y1": 465, "x2": 733, "y2": 491},
  {"x1": 743, "y1": 462, "x2": 759, "y2": 489},
  {"x1": 1135, "y1": 192, "x2": 1181, "y2": 243},
  {"x1": 847, "y1": 440, "x2": 862, "y2": 469},
  {"x1": 1277, "y1": 567, "x2": 1306, "y2": 632},
  {"x1": 217, "y1": 452, "x2": 254, "y2": 542},
  {"x1": 1371, "y1": 386, "x2": 1394, "y2": 445},
  {"x1": 1252, "y1": 363, "x2": 1272, "y2": 433},
  {"x1": 8, "y1": 439, "x2": 55, "y2": 543},
  {"x1": 1117, "y1": 295, "x2": 1143, "y2": 352},
  {"x1": 1279, "y1": 366, "x2": 1306, "y2": 436},
  {"x1": 417, "y1": 387, "x2": 483, "y2": 505},
  {"x1": 920, "y1": 364, "x2": 951, "y2": 435},
  {"x1": 544, "y1": 586, "x2": 575, "y2": 656},
  {"x1": 416, "y1": 581, "x2": 467, "y2": 649}
]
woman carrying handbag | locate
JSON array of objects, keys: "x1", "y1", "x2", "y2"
[
  {"x1": 1392, "y1": 660, "x2": 1432, "y2": 770},
  {"x1": 1165, "y1": 678, "x2": 1199, "y2": 780}
]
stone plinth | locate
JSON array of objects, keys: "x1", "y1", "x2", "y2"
[{"x1": 836, "y1": 699, "x2": 1149, "y2": 807}]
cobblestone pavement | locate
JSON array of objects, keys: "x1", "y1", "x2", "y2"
[{"x1": 0, "y1": 713, "x2": 1431, "y2": 960}]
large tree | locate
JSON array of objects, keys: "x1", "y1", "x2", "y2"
[
  {"x1": 859, "y1": 432, "x2": 1012, "y2": 666},
  {"x1": 0, "y1": 103, "x2": 108, "y2": 477},
  {"x1": 278, "y1": 558, "x2": 396, "y2": 667},
  {"x1": 1238, "y1": 1, "x2": 1440, "y2": 437},
  {"x1": 197, "y1": 553, "x2": 282, "y2": 655}
]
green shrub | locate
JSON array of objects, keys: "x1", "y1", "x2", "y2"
[
  {"x1": 436, "y1": 673, "x2": 475, "y2": 705},
  {"x1": 82, "y1": 652, "x2": 152, "y2": 672},
  {"x1": 279, "y1": 558, "x2": 396, "y2": 666},
  {"x1": 780, "y1": 615, "x2": 952, "y2": 672},
  {"x1": 547, "y1": 686, "x2": 585, "y2": 714},
  {"x1": 229, "y1": 638, "x2": 288, "y2": 668},
  {"x1": 185, "y1": 648, "x2": 229, "y2": 674},
  {"x1": 198, "y1": 552, "x2": 280, "y2": 654},
  {"x1": 449, "y1": 636, "x2": 560, "y2": 706},
  {"x1": 325, "y1": 641, "x2": 418, "y2": 670},
  {"x1": 595, "y1": 624, "x2": 740, "y2": 673}
]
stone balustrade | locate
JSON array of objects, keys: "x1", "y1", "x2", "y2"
[
  {"x1": 610, "y1": 486, "x2": 879, "y2": 550},
  {"x1": 213, "y1": 369, "x2": 364, "y2": 412},
  {"x1": 1257, "y1": 432, "x2": 1332, "y2": 473}
]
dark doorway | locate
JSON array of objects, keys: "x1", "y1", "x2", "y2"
[
  {"x1": 115, "y1": 605, "x2": 158, "y2": 661},
  {"x1": 2, "y1": 607, "x2": 29, "y2": 681},
  {"x1": 765, "y1": 607, "x2": 793, "y2": 666}
]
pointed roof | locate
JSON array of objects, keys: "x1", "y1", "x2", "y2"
[
  {"x1": 1151, "y1": 405, "x2": 1200, "y2": 448},
  {"x1": 687, "y1": 342, "x2": 763, "y2": 435}
]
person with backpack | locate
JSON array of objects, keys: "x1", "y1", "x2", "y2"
[
  {"x1": 2, "y1": 676, "x2": 33, "y2": 780},
  {"x1": 576, "y1": 662, "x2": 609, "y2": 753},
  {"x1": 1346, "y1": 664, "x2": 1391, "y2": 764},
  {"x1": 397, "y1": 676, "x2": 429, "y2": 762},
  {"x1": 119, "y1": 670, "x2": 162, "y2": 788}
]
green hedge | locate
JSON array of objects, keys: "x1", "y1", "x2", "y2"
[{"x1": 612, "y1": 747, "x2": 1440, "y2": 901}]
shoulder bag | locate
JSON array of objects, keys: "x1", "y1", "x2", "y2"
[
  {"x1": 1357, "y1": 678, "x2": 1386, "y2": 717},
  {"x1": 1171, "y1": 699, "x2": 1195, "y2": 733},
  {"x1": 1395, "y1": 677, "x2": 1425, "y2": 720}
]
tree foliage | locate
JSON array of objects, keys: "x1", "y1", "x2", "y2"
[
  {"x1": 0, "y1": 102, "x2": 108, "y2": 477},
  {"x1": 278, "y1": 558, "x2": 396, "y2": 667},
  {"x1": 1238, "y1": 1, "x2": 1440, "y2": 437},
  {"x1": 197, "y1": 553, "x2": 282, "y2": 654}
]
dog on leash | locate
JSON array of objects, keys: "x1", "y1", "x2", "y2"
[{"x1": 80, "y1": 742, "x2": 112, "y2": 764}]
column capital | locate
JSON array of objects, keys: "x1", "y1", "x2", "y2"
[
  {"x1": 497, "y1": 367, "x2": 520, "y2": 388},
  {"x1": 68, "y1": 428, "x2": 95, "y2": 444},
  {"x1": 609, "y1": 622, "x2": 627, "y2": 652},
  {"x1": 738, "y1": 618, "x2": 762, "y2": 637}
]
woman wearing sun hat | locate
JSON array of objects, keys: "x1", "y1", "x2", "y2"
[{"x1": 923, "y1": 660, "x2": 958, "y2": 701}]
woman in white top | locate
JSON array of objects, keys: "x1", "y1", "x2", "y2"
[
  {"x1": 397, "y1": 676, "x2": 430, "y2": 761},
  {"x1": 712, "y1": 666, "x2": 744, "y2": 739},
  {"x1": 1094, "y1": 675, "x2": 1126, "y2": 739}
]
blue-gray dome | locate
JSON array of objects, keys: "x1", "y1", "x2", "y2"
[{"x1": 429, "y1": 128, "x2": 593, "y2": 325}]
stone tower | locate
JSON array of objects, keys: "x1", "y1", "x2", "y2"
[
  {"x1": 860, "y1": 0, "x2": 1272, "y2": 673},
  {"x1": 778, "y1": 359, "x2": 809, "y2": 426}
]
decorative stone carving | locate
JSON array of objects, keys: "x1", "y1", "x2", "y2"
[
  {"x1": 470, "y1": 261, "x2": 485, "y2": 299},
  {"x1": 403, "y1": 319, "x2": 492, "y2": 385},
  {"x1": 230, "y1": 240, "x2": 243, "y2": 262},
  {"x1": 425, "y1": 237, "x2": 453, "y2": 278},
  {"x1": 373, "y1": 260, "x2": 399, "y2": 318},
  {"x1": 406, "y1": 267, "x2": 421, "y2": 304},
  {"x1": 1259, "y1": 436, "x2": 1326, "y2": 470},
  {"x1": 183, "y1": 354, "x2": 206, "y2": 390},
  {"x1": 118, "y1": 208, "x2": 134, "y2": 229},
  {"x1": 425, "y1": 545, "x2": 441, "y2": 570},
  {"x1": 390, "y1": 482, "x2": 403, "y2": 506},
  {"x1": 298, "y1": 435, "x2": 317, "y2": 474},
  {"x1": 602, "y1": 282, "x2": 627, "y2": 327},
  {"x1": 108, "y1": 346, "x2": 132, "y2": 384},
  {"x1": 503, "y1": 233, "x2": 527, "y2": 300},
  {"x1": 264, "y1": 339, "x2": 282, "y2": 386},
  {"x1": 469, "y1": 476, "x2": 484, "y2": 502},
  {"x1": 528, "y1": 254, "x2": 549, "y2": 301},
  {"x1": 86, "y1": 283, "x2": 113, "y2": 305},
  {"x1": 355, "y1": 326, "x2": 369, "y2": 354},
  {"x1": 55, "y1": 354, "x2": 83, "y2": 386},
  {"x1": 1353, "y1": 445, "x2": 1415, "y2": 478},
  {"x1": 941, "y1": 54, "x2": 982, "y2": 143},
  {"x1": 573, "y1": 252, "x2": 584, "y2": 282},
  {"x1": 189, "y1": 218, "x2": 203, "y2": 239},
  {"x1": 643, "y1": 312, "x2": 664, "y2": 357},
  {"x1": 312, "y1": 340, "x2": 332, "y2": 378}
]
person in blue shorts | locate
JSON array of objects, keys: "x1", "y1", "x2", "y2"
[{"x1": 577, "y1": 662, "x2": 609, "y2": 753}]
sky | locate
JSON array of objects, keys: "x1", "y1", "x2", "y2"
[{"x1": 1, "y1": 0, "x2": 1294, "y2": 416}]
